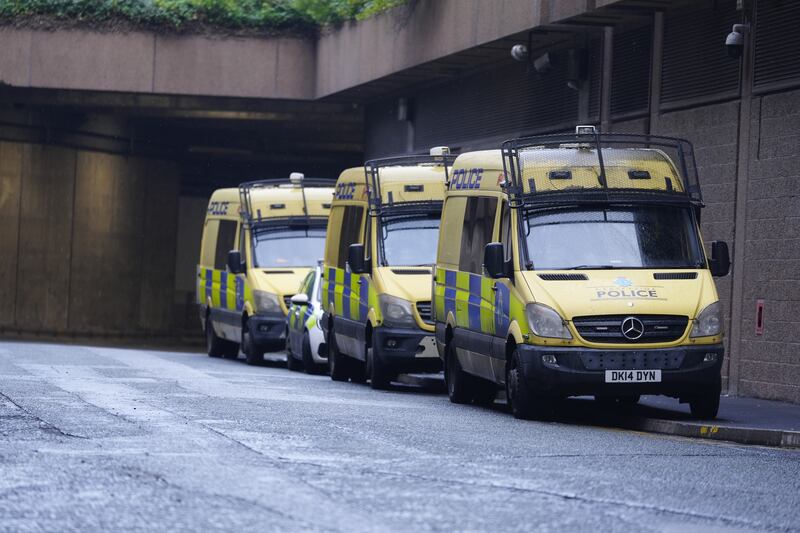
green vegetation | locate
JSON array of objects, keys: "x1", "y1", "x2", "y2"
[{"x1": 0, "y1": 0, "x2": 407, "y2": 33}]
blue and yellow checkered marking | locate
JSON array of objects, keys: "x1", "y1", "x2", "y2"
[
  {"x1": 198, "y1": 266, "x2": 246, "y2": 314},
  {"x1": 323, "y1": 266, "x2": 371, "y2": 323},
  {"x1": 435, "y1": 267, "x2": 523, "y2": 338}
]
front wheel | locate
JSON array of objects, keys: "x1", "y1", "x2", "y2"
[
  {"x1": 301, "y1": 332, "x2": 325, "y2": 375},
  {"x1": 689, "y1": 377, "x2": 721, "y2": 419},
  {"x1": 242, "y1": 322, "x2": 263, "y2": 366},
  {"x1": 506, "y1": 349, "x2": 554, "y2": 420},
  {"x1": 367, "y1": 344, "x2": 392, "y2": 389}
]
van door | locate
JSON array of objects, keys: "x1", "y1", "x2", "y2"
[
  {"x1": 454, "y1": 196, "x2": 499, "y2": 380},
  {"x1": 490, "y1": 202, "x2": 515, "y2": 384},
  {"x1": 329, "y1": 205, "x2": 366, "y2": 358},
  {"x1": 206, "y1": 219, "x2": 239, "y2": 341}
]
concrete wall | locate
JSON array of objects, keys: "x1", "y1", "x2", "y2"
[
  {"x1": 738, "y1": 88, "x2": 800, "y2": 403},
  {"x1": 0, "y1": 140, "x2": 181, "y2": 336},
  {"x1": 653, "y1": 101, "x2": 741, "y2": 391},
  {"x1": 0, "y1": 27, "x2": 315, "y2": 100}
]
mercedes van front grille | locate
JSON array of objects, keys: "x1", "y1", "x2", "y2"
[
  {"x1": 572, "y1": 315, "x2": 689, "y2": 344},
  {"x1": 415, "y1": 301, "x2": 433, "y2": 324}
]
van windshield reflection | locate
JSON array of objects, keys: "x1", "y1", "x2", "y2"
[
  {"x1": 381, "y1": 215, "x2": 441, "y2": 266},
  {"x1": 253, "y1": 227, "x2": 326, "y2": 268},
  {"x1": 523, "y1": 206, "x2": 704, "y2": 270}
]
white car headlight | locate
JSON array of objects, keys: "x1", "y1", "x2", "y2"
[
  {"x1": 691, "y1": 301, "x2": 722, "y2": 337},
  {"x1": 379, "y1": 294, "x2": 416, "y2": 328},
  {"x1": 254, "y1": 290, "x2": 282, "y2": 315},
  {"x1": 526, "y1": 303, "x2": 572, "y2": 339}
]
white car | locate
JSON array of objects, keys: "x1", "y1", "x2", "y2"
[{"x1": 285, "y1": 264, "x2": 327, "y2": 374}]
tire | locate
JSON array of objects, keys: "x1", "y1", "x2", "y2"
[
  {"x1": 206, "y1": 317, "x2": 235, "y2": 358},
  {"x1": 328, "y1": 327, "x2": 349, "y2": 382},
  {"x1": 286, "y1": 340, "x2": 304, "y2": 372},
  {"x1": 472, "y1": 379, "x2": 498, "y2": 407},
  {"x1": 366, "y1": 340, "x2": 392, "y2": 390},
  {"x1": 301, "y1": 332, "x2": 324, "y2": 375},
  {"x1": 506, "y1": 348, "x2": 554, "y2": 420},
  {"x1": 444, "y1": 341, "x2": 475, "y2": 404},
  {"x1": 689, "y1": 377, "x2": 721, "y2": 419},
  {"x1": 242, "y1": 322, "x2": 263, "y2": 366},
  {"x1": 618, "y1": 395, "x2": 640, "y2": 406}
]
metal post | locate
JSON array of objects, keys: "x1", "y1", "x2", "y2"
[
  {"x1": 600, "y1": 26, "x2": 613, "y2": 132},
  {"x1": 648, "y1": 12, "x2": 664, "y2": 133},
  {"x1": 727, "y1": 18, "x2": 755, "y2": 396}
]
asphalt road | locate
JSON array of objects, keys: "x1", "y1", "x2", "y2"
[{"x1": 1, "y1": 341, "x2": 798, "y2": 532}]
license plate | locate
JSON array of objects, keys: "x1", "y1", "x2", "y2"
[{"x1": 604, "y1": 369, "x2": 661, "y2": 383}]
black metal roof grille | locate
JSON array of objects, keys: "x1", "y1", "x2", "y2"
[{"x1": 573, "y1": 315, "x2": 689, "y2": 344}]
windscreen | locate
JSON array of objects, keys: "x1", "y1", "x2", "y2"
[
  {"x1": 253, "y1": 227, "x2": 326, "y2": 268},
  {"x1": 381, "y1": 214, "x2": 441, "y2": 266},
  {"x1": 523, "y1": 205, "x2": 704, "y2": 270}
]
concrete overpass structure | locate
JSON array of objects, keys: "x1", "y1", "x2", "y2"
[{"x1": 0, "y1": 0, "x2": 798, "y2": 402}]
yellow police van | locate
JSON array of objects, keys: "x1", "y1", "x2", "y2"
[
  {"x1": 433, "y1": 127, "x2": 730, "y2": 419},
  {"x1": 198, "y1": 173, "x2": 333, "y2": 365},
  {"x1": 322, "y1": 149, "x2": 454, "y2": 388}
]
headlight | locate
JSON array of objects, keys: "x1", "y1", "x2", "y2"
[
  {"x1": 379, "y1": 294, "x2": 415, "y2": 328},
  {"x1": 526, "y1": 303, "x2": 572, "y2": 339},
  {"x1": 691, "y1": 301, "x2": 722, "y2": 337},
  {"x1": 253, "y1": 291, "x2": 282, "y2": 315}
]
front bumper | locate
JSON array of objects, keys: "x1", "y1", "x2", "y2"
[
  {"x1": 373, "y1": 326, "x2": 442, "y2": 374},
  {"x1": 249, "y1": 314, "x2": 287, "y2": 351},
  {"x1": 517, "y1": 343, "x2": 724, "y2": 398}
]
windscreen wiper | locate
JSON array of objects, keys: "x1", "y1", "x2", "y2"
[{"x1": 565, "y1": 264, "x2": 616, "y2": 270}]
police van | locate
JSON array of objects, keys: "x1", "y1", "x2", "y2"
[
  {"x1": 433, "y1": 127, "x2": 730, "y2": 419},
  {"x1": 198, "y1": 173, "x2": 333, "y2": 365},
  {"x1": 322, "y1": 149, "x2": 454, "y2": 388}
]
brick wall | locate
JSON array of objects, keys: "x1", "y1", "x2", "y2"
[
  {"x1": 737, "y1": 88, "x2": 800, "y2": 403},
  {"x1": 654, "y1": 101, "x2": 741, "y2": 391}
]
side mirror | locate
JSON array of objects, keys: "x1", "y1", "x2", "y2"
[
  {"x1": 348, "y1": 243, "x2": 368, "y2": 274},
  {"x1": 227, "y1": 250, "x2": 245, "y2": 274},
  {"x1": 483, "y1": 242, "x2": 506, "y2": 279},
  {"x1": 709, "y1": 241, "x2": 730, "y2": 277},
  {"x1": 291, "y1": 293, "x2": 309, "y2": 306}
]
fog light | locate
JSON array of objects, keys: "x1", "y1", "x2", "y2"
[
  {"x1": 703, "y1": 353, "x2": 718, "y2": 363},
  {"x1": 542, "y1": 354, "x2": 557, "y2": 365},
  {"x1": 386, "y1": 339, "x2": 398, "y2": 348}
]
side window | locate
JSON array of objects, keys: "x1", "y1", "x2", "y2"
[
  {"x1": 304, "y1": 272, "x2": 315, "y2": 298},
  {"x1": 437, "y1": 197, "x2": 467, "y2": 267},
  {"x1": 325, "y1": 207, "x2": 344, "y2": 266},
  {"x1": 214, "y1": 220, "x2": 238, "y2": 270},
  {"x1": 337, "y1": 206, "x2": 364, "y2": 269},
  {"x1": 459, "y1": 197, "x2": 498, "y2": 274},
  {"x1": 238, "y1": 225, "x2": 248, "y2": 268},
  {"x1": 200, "y1": 219, "x2": 219, "y2": 268},
  {"x1": 500, "y1": 202, "x2": 513, "y2": 264}
]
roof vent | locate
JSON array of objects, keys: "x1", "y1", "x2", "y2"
[
  {"x1": 430, "y1": 146, "x2": 450, "y2": 156},
  {"x1": 575, "y1": 125, "x2": 597, "y2": 135},
  {"x1": 289, "y1": 172, "x2": 304, "y2": 188}
]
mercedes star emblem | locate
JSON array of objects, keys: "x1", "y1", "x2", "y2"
[{"x1": 621, "y1": 316, "x2": 645, "y2": 340}]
